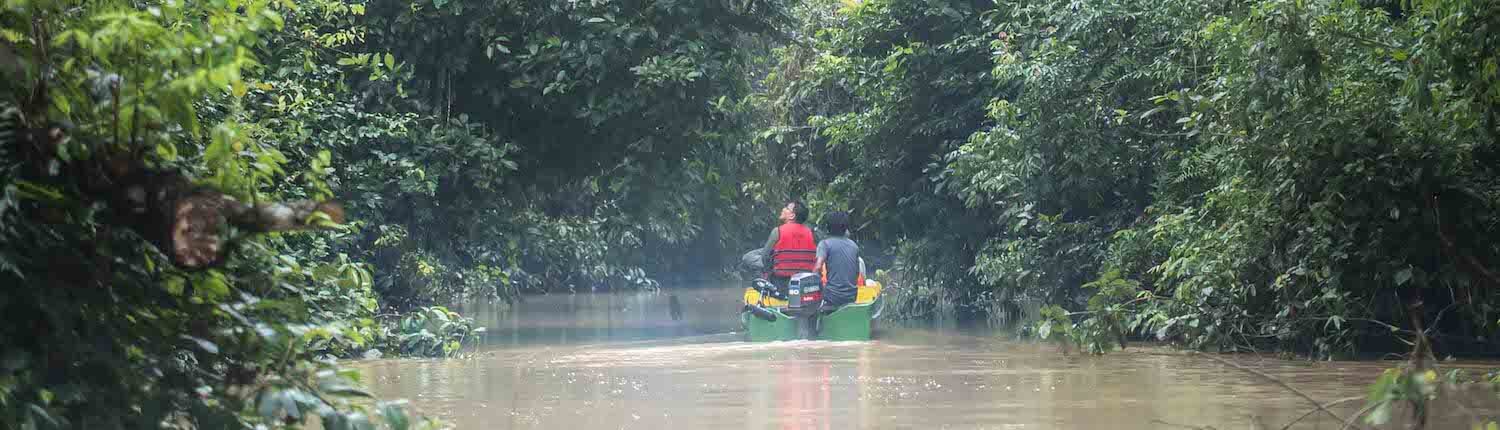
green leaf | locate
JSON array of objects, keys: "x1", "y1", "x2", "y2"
[
  {"x1": 181, "y1": 335, "x2": 220, "y2": 354},
  {"x1": 156, "y1": 142, "x2": 180, "y2": 161},
  {"x1": 587, "y1": 17, "x2": 606, "y2": 23},
  {"x1": 432, "y1": 0, "x2": 448, "y2": 8},
  {"x1": 384, "y1": 53, "x2": 395, "y2": 69},
  {"x1": 1367, "y1": 369, "x2": 1397, "y2": 402},
  {"x1": 165, "y1": 277, "x2": 185, "y2": 296},
  {"x1": 13, "y1": 181, "x2": 66, "y2": 203},
  {"x1": 1365, "y1": 401, "x2": 1391, "y2": 425},
  {"x1": 53, "y1": 94, "x2": 71, "y2": 114},
  {"x1": 380, "y1": 401, "x2": 411, "y2": 430},
  {"x1": 319, "y1": 375, "x2": 375, "y2": 398},
  {"x1": 1138, "y1": 107, "x2": 1165, "y2": 120},
  {"x1": 28, "y1": 404, "x2": 58, "y2": 427},
  {"x1": 198, "y1": 271, "x2": 231, "y2": 301},
  {"x1": 1394, "y1": 267, "x2": 1412, "y2": 286},
  {"x1": 325, "y1": 385, "x2": 374, "y2": 398},
  {"x1": 0, "y1": 28, "x2": 24, "y2": 43}
]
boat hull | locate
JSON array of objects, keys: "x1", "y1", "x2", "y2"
[
  {"x1": 816, "y1": 301, "x2": 874, "y2": 341},
  {"x1": 740, "y1": 281, "x2": 882, "y2": 341}
]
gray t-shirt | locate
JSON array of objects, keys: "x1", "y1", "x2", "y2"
[{"x1": 816, "y1": 236, "x2": 860, "y2": 306}]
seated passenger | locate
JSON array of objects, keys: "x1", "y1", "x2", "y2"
[
  {"x1": 814, "y1": 211, "x2": 860, "y2": 308},
  {"x1": 762, "y1": 200, "x2": 817, "y2": 289}
]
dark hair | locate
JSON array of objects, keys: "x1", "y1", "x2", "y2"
[
  {"x1": 824, "y1": 211, "x2": 849, "y2": 236},
  {"x1": 790, "y1": 200, "x2": 809, "y2": 223}
]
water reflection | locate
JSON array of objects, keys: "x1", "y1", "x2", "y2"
[
  {"x1": 455, "y1": 288, "x2": 739, "y2": 347},
  {"x1": 355, "y1": 288, "x2": 1500, "y2": 430}
]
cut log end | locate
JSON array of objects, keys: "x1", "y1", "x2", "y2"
[
  {"x1": 167, "y1": 196, "x2": 346, "y2": 270},
  {"x1": 171, "y1": 193, "x2": 227, "y2": 269},
  {"x1": 18, "y1": 124, "x2": 347, "y2": 271}
]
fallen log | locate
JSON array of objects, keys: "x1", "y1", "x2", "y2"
[{"x1": 16, "y1": 123, "x2": 344, "y2": 270}]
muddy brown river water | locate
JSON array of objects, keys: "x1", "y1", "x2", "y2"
[{"x1": 353, "y1": 287, "x2": 1499, "y2": 429}]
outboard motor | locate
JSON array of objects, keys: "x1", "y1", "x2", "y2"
[
  {"x1": 751, "y1": 277, "x2": 784, "y2": 300},
  {"x1": 745, "y1": 303, "x2": 779, "y2": 322},
  {"x1": 787, "y1": 272, "x2": 822, "y2": 311}
]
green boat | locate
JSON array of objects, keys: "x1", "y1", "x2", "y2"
[{"x1": 739, "y1": 272, "x2": 884, "y2": 342}]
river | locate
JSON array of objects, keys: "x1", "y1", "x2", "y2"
[{"x1": 353, "y1": 287, "x2": 1498, "y2": 429}]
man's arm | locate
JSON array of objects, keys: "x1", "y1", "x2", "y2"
[{"x1": 815, "y1": 240, "x2": 828, "y2": 278}]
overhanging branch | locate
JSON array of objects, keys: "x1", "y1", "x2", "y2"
[{"x1": 20, "y1": 124, "x2": 344, "y2": 270}]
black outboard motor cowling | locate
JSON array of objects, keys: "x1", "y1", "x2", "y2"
[{"x1": 787, "y1": 272, "x2": 821, "y2": 310}]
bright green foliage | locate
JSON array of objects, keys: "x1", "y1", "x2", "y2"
[
  {"x1": 380, "y1": 306, "x2": 482, "y2": 358},
  {"x1": 957, "y1": 0, "x2": 1218, "y2": 316},
  {"x1": 1363, "y1": 368, "x2": 1440, "y2": 425},
  {"x1": 213, "y1": 0, "x2": 492, "y2": 350},
  {"x1": 222, "y1": 0, "x2": 530, "y2": 306},
  {"x1": 751, "y1": 0, "x2": 1008, "y2": 319},
  {"x1": 1112, "y1": 0, "x2": 1500, "y2": 356},
  {"x1": 221, "y1": 0, "x2": 794, "y2": 305},
  {"x1": 1360, "y1": 367, "x2": 1500, "y2": 428},
  {"x1": 756, "y1": 0, "x2": 1500, "y2": 357},
  {"x1": 362, "y1": 0, "x2": 785, "y2": 175},
  {"x1": 5, "y1": 0, "x2": 1499, "y2": 427},
  {"x1": 2, "y1": 0, "x2": 795, "y2": 423},
  {"x1": 0, "y1": 0, "x2": 470, "y2": 428},
  {"x1": 240, "y1": 0, "x2": 799, "y2": 303},
  {"x1": 1033, "y1": 270, "x2": 1144, "y2": 354}
]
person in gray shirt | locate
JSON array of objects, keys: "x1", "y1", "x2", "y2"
[{"x1": 815, "y1": 211, "x2": 860, "y2": 308}]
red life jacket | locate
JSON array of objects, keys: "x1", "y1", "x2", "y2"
[{"x1": 770, "y1": 223, "x2": 816, "y2": 277}]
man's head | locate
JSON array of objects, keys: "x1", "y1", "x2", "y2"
[
  {"x1": 824, "y1": 211, "x2": 850, "y2": 236},
  {"x1": 780, "y1": 200, "x2": 809, "y2": 224}
]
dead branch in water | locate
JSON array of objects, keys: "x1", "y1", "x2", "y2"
[
  {"x1": 1279, "y1": 396, "x2": 1366, "y2": 430},
  {"x1": 1191, "y1": 351, "x2": 1375, "y2": 430},
  {"x1": 1339, "y1": 401, "x2": 1384, "y2": 430},
  {"x1": 1149, "y1": 419, "x2": 1217, "y2": 430}
]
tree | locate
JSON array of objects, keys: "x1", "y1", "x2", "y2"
[{"x1": 0, "y1": 0, "x2": 460, "y2": 427}]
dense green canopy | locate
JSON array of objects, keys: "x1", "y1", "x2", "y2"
[
  {"x1": 756, "y1": 0, "x2": 1499, "y2": 358},
  {"x1": 2, "y1": 0, "x2": 1499, "y2": 427}
]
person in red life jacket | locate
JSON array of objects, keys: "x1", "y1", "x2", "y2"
[{"x1": 761, "y1": 200, "x2": 817, "y2": 288}]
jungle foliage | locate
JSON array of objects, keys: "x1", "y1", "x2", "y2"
[
  {"x1": 330, "y1": 0, "x2": 796, "y2": 305},
  {"x1": 752, "y1": 0, "x2": 1500, "y2": 359},
  {"x1": 4, "y1": 0, "x2": 1500, "y2": 426},
  {"x1": 0, "y1": 0, "x2": 792, "y2": 427},
  {"x1": 0, "y1": 0, "x2": 513, "y2": 424}
]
